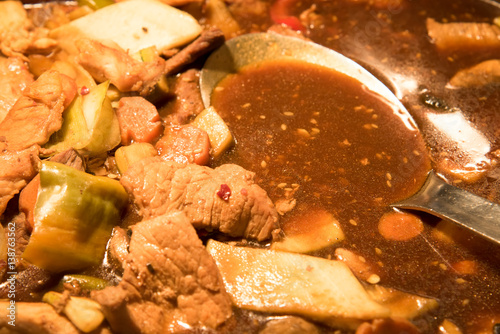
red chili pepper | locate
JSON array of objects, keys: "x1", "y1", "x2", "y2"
[
  {"x1": 217, "y1": 184, "x2": 231, "y2": 201},
  {"x1": 80, "y1": 86, "x2": 90, "y2": 96},
  {"x1": 270, "y1": 0, "x2": 305, "y2": 32}
]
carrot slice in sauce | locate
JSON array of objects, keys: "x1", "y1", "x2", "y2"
[
  {"x1": 115, "y1": 96, "x2": 163, "y2": 145},
  {"x1": 378, "y1": 211, "x2": 424, "y2": 241}
]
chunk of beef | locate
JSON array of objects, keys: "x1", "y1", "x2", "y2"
[
  {"x1": 0, "y1": 146, "x2": 39, "y2": 217},
  {"x1": 120, "y1": 157, "x2": 280, "y2": 241},
  {"x1": 163, "y1": 69, "x2": 205, "y2": 125},
  {"x1": 0, "y1": 70, "x2": 76, "y2": 151},
  {"x1": 0, "y1": 1, "x2": 57, "y2": 60},
  {"x1": 156, "y1": 125, "x2": 210, "y2": 165},
  {"x1": 448, "y1": 59, "x2": 500, "y2": 88},
  {"x1": 92, "y1": 212, "x2": 232, "y2": 333},
  {"x1": 106, "y1": 227, "x2": 130, "y2": 272},
  {"x1": 0, "y1": 214, "x2": 56, "y2": 302},
  {"x1": 8, "y1": 213, "x2": 30, "y2": 260},
  {"x1": 0, "y1": 264, "x2": 55, "y2": 302},
  {"x1": 76, "y1": 38, "x2": 166, "y2": 96},
  {"x1": 164, "y1": 27, "x2": 225, "y2": 76},
  {"x1": 427, "y1": 18, "x2": 500, "y2": 51},
  {"x1": 0, "y1": 57, "x2": 34, "y2": 123},
  {"x1": 49, "y1": 148, "x2": 86, "y2": 171},
  {"x1": 226, "y1": 0, "x2": 269, "y2": 22}
]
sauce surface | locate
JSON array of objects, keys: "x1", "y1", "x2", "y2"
[
  {"x1": 212, "y1": 58, "x2": 500, "y2": 332},
  {"x1": 213, "y1": 59, "x2": 430, "y2": 207}
]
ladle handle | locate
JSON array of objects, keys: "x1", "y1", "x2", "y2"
[{"x1": 391, "y1": 171, "x2": 500, "y2": 245}]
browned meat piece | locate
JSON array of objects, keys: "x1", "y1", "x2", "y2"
[
  {"x1": 427, "y1": 18, "x2": 500, "y2": 51},
  {"x1": 120, "y1": 158, "x2": 280, "y2": 241},
  {"x1": 0, "y1": 70, "x2": 77, "y2": 151},
  {"x1": 76, "y1": 38, "x2": 166, "y2": 96},
  {"x1": 0, "y1": 146, "x2": 39, "y2": 217},
  {"x1": 156, "y1": 124, "x2": 210, "y2": 165},
  {"x1": 0, "y1": 1, "x2": 57, "y2": 60},
  {"x1": 225, "y1": 0, "x2": 269, "y2": 22},
  {"x1": 0, "y1": 264, "x2": 54, "y2": 302},
  {"x1": 1, "y1": 27, "x2": 57, "y2": 60},
  {"x1": 92, "y1": 212, "x2": 233, "y2": 333},
  {"x1": 8, "y1": 213, "x2": 30, "y2": 259},
  {"x1": 107, "y1": 227, "x2": 130, "y2": 271},
  {"x1": 49, "y1": 148, "x2": 86, "y2": 171},
  {"x1": 0, "y1": 302, "x2": 84, "y2": 334},
  {"x1": 163, "y1": 69, "x2": 205, "y2": 125},
  {"x1": 0, "y1": 57, "x2": 34, "y2": 123},
  {"x1": 164, "y1": 27, "x2": 225, "y2": 76},
  {"x1": 449, "y1": 59, "x2": 500, "y2": 88}
]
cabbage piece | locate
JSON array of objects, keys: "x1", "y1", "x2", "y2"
[{"x1": 45, "y1": 81, "x2": 120, "y2": 155}]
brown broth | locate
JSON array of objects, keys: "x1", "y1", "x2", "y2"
[{"x1": 211, "y1": 58, "x2": 500, "y2": 332}]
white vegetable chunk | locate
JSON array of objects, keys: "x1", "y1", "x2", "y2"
[
  {"x1": 366, "y1": 285, "x2": 439, "y2": 319},
  {"x1": 206, "y1": 240, "x2": 391, "y2": 329},
  {"x1": 271, "y1": 209, "x2": 345, "y2": 253},
  {"x1": 51, "y1": 0, "x2": 202, "y2": 55}
]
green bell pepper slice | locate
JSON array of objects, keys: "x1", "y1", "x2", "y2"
[{"x1": 22, "y1": 161, "x2": 128, "y2": 272}]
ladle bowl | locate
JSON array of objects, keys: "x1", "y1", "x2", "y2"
[{"x1": 199, "y1": 32, "x2": 500, "y2": 245}]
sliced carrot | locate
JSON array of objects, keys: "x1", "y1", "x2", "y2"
[
  {"x1": 116, "y1": 96, "x2": 163, "y2": 145},
  {"x1": 18, "y1": 174, "x2": 40, "y2": 232},
  {"x1": 156, "y1": 124, "x2": 210, "y2": 165},
  {"x1": 378, "y1": 211, "x2": 424, "y2": 241},
  {"x1": 451, "y1": 260, "x2": 478, "y2": 275}
]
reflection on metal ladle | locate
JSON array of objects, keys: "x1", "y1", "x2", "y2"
[{"x1": 200, "y1": 32, "x2": 500, "y2": 245}]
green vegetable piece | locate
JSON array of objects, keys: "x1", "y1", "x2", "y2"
[
  {"x1": 22, "y1": 161, "x2": 128, "y2": 272},
  {"x1": 45, "y1": 95, "x2": 90, "y2": 152},
  {"x1": 45, "y1": 81, "x2": 121, "y2": 156},
  {"x1": 56, "y1": 274, "x2": 110, "y2": 292},
  {"x1": 77, "y1": 0, "x2": 115, "y2": 10},
  {"x1": 81, "y1": 81, "x2": 121, "y2": 155}
]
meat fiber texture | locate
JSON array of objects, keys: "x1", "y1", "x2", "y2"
[
  {"x1": 92, "y1": 212, "x2": 233, "y2": 333},
  {"x1": 120, "y1": 157, "x2": 280, "y2": 241}
]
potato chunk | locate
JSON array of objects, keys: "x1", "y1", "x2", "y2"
[{"x1": 206, "y1": 240, "x2": 390, "y2": 329}]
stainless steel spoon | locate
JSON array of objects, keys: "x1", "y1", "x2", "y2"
[{"x1": 199, "y1": 32, "x2": 500, "y2": 245}]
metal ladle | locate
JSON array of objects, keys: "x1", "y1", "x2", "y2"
[{"x1": 199, "y1": 32, "x2": 500, "y2": 245}]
